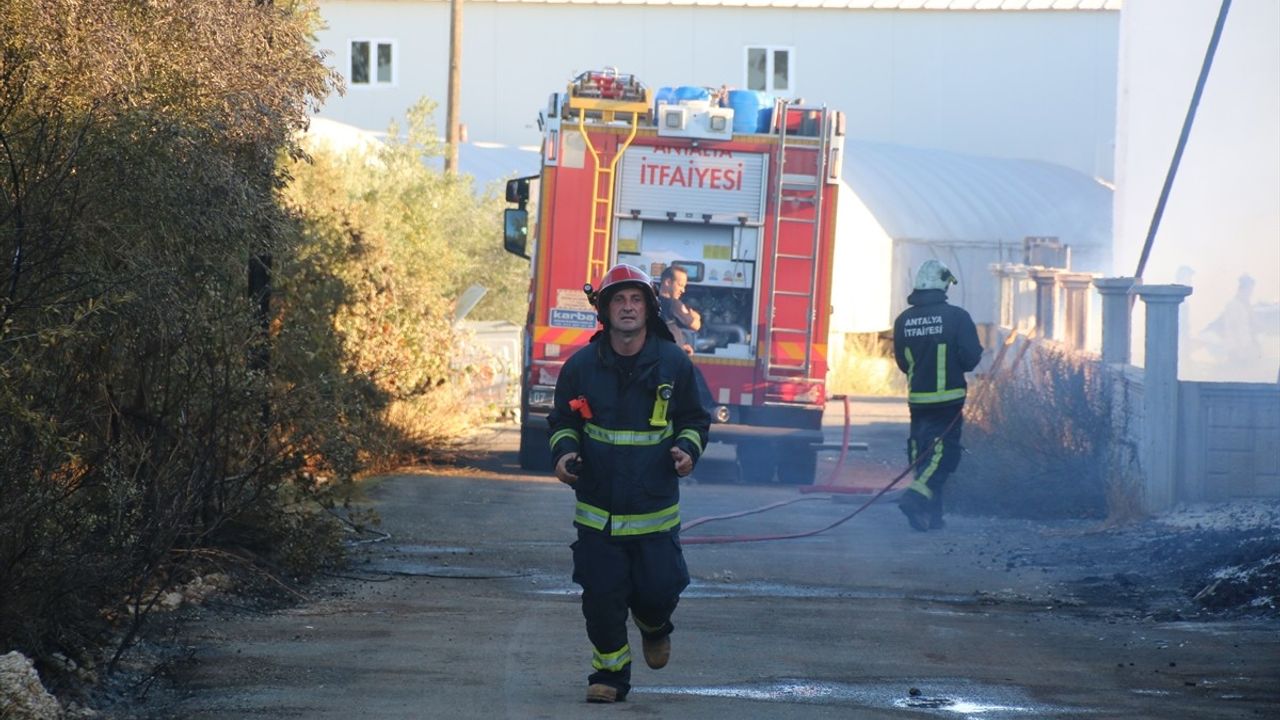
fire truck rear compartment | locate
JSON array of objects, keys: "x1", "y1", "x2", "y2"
[{"x1": 619, "y1": 219, "x2": 756, "y2": 357}]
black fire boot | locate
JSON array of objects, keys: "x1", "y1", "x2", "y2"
[
  {"x1": 927, "y1": 482, "x2": 946, "y2": 530},
  {"x1": 898, "y1": 489, "x2": 930, "y2": 532}
]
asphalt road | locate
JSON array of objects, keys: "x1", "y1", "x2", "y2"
[{"x1": 138, "y1": 400, "x2": 1279, "y2": 719}]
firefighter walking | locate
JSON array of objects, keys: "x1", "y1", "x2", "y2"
[
  {"x1": 892, "y1": 260, "x2": 983, "y2": 531},
  {"x1": 548, "y1": 264, "x2": 711, "y2": 703}
]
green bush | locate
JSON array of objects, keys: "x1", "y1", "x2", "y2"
[
  {"x1": 0, "y1": 0, "x2": 527, "y2": 685},
  {"x1": 279, "y1": 98, "x2": 530, "y2": 465},
  {"x1": 0, "y1": 0, "x2": 346, "y2": 671}
]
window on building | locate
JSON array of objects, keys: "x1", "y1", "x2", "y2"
[
  {"x1": 350, "y1": 39, "x2": 395, "y2": 86},
  {"x1": 745, "y1": 46, "x2": 792, "y2": 94}
]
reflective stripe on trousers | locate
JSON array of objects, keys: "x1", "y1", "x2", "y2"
[{"x1": 592, "y1": 643, "x2": 631, "y2": 672}]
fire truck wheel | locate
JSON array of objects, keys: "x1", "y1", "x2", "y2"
[
  {"x1": 735, "y1": 441, "x2": 778, "y2": 485},
  {"x1": 518, "y1": 423, "x2": 553, "y2": 472},
  {"x1": 776, "y1": 441, "x2": 817, "y2": 486}
]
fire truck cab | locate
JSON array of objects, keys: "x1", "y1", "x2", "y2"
[{"x1": 504, "y1": 69, "x2": 844, "y2": 485}]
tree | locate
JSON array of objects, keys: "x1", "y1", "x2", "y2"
[
  {"x1": 279, "y1": 98, "x2": 529, "y2": 457},
  {"x1": 0, "y1": 0, "x2": 347, "y2": 675}
]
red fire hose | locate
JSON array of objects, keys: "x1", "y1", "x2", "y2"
[{"x1": 680, "y1": 395, "x2": 962, "y2": 545}]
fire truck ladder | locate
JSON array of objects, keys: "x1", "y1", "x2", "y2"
[
  {"x1": 764, "y1": 102, "x2": 829, "y2": 384},
  {"x1": 565, "y1": 70, "x2": 650, "y2": 285},
  {"x1": 577, "y1": 110, "x2": 640, "y2": 285}
]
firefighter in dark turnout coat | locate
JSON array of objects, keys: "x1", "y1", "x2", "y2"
[
  {"x1": 547, "y1": 263, "x2": 710, "y2": 704},
  {"x1": 892, "y1": 260, "x2": 983, "y2": 531}
]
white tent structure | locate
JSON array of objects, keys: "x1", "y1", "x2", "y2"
[
  {"x1": 302, "y1": 117, "x2": 385, "y2": 155},
  {"x1": 833, "y1": 140, "x2": 1114, "y2": 335},
  {"x1": 302, "y1": 117, "x2": 543, "y2": 190},
  {"x1": 429, "y1": 142, "x2": 541, "y2": 192}
]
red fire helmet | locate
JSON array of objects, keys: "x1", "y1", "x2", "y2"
[
  {"x1": 595, "y1": 263, "x2": 657, "y2": 302},
  {"x1": 589, "y1": 263, "x2": 676, "y2": 343}
]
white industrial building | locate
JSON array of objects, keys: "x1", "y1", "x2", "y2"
[
  {"x1": 311, "y1": 0, "x2": 1121, "y2": 334},
  {"x1": 315, "y1": 0, "x2": 1119, "y2": 179}
]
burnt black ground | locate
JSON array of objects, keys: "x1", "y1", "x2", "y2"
[
  {"x1": 1022, "y1": 520, "x2": 1279, "y2": 621},
  {"x1": 939, "y1": 500, "x2": 1280, "y2": 627}
]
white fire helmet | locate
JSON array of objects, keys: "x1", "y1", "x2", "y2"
[{"x1": 914, "y1": 259, "x2": 957, "y2": 291}]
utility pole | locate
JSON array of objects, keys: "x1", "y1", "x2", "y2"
[{"x1": 445, "y1": 0, "x2": 462, "y2": 175}]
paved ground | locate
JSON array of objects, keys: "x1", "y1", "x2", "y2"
[{"x1": 125, "y1": 399, "x2": 1279, "y2": 719}]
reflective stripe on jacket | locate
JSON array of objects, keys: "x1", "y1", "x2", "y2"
[
  {"x1": 892, "y1": 289, "x2": 983, "y2": 407},
  {"x1": 547, "y1": 332, "x2": 710, "y2": 538}
]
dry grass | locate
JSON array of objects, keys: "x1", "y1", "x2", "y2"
[
  {"x1": 381, "y1": 378, "x2": 494, "y2": 458},
  {"x1": 1100, "y1": 439, "x2": 1146, "y2": 527},
  {"x1": 828, "y1": 333, "x2": 906, "y2": 397},
  {"x1": 951, "y1": 342, "x2": 1113, "y2": 519}
]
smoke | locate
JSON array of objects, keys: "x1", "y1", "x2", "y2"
[{"x1": 1114, "y1": 0, "x2": 1280, "y2": 382}]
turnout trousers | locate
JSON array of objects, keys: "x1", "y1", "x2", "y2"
[
  {"x1": 571, "y1": 528, "x2": 690, "y2": 696},
  {"x1": 906, "y1": 402, "x2": 965, "y2": 505}
]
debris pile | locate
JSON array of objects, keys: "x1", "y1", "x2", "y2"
[
  {"x1": 1188, "y1": 544, "x2": 1279, "y2": 614},
  {"x1": 990, "y1": 500, "x2": 1280, "y2": 619},
  {"x1": 1161, "y1": 501, "x2": 1280, "y2": 616},
  {"x1": 0, "y1": 652, "x2": 62, "y2": 720}
]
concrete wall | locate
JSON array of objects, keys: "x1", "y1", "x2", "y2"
[
  {"x1": 992, "y1": 268, "x2": 1280, "y2": 511},
  {"x1": 1179, "y1": 382, "x2": 1280, "y2": 501},
  {"x1": 315, "y1": 1, "x2": 1118, "y2": 179}
]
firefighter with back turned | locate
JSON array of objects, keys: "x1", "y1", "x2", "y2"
[{"x1": 892, "y1": 259, "x2": 983, "y2": 531}]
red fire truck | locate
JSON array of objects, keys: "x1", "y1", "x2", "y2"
[{"x1": 503, "y1": 70, "x2": 844, "y2": 484}]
